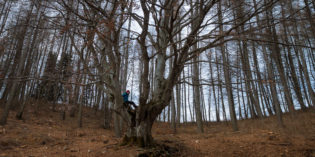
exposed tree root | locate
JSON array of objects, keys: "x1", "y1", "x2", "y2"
[{"x1": 136, "y1": 143, "x2": 179, "y2": 157}]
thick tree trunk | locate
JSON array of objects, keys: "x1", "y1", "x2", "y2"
[
  {"x1": 122, "y1": 101, "x2": 161, "y2": 147},
  {"x1": 123, "y1": 118, "x2": 154, "y2": 147},
  {"x1": 103, "y1": 96, "x2": 111, "y2": 129},
  {"x1": 122, "y1": 78, "x2": 175, "y2": 146},
  {"x1": 113, "y1": 88, "x2": 122, "y2": 137}
]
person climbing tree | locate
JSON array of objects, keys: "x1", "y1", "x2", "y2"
[
  {"x1": 122, "y1": 90, "x2": 137, "y2": 129},
  {"x1": 122, "y1": 90, "x2": 137, "y2": 110}
]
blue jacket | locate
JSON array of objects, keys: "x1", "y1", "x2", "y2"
[{"x1": 122, "y1": 92, "x2": 129, "y2": 102}]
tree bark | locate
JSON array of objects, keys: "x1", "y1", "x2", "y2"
[
  {"x1": 0, "y1": 4, "x2": 34, "y2": 125},
  {"x1": 208, "y1": 54, "x2": 220, "y2": 122},
  {"x1": 218, "y1": 1, "x2": 238, "y2": 131},
  {"x1": 266, "y1": 0, "x2": 295, "y2": 113}
]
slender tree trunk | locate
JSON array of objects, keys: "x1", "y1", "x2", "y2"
[
  {"x1": 170, "y1": 90, "x2": 176, "y2": 132},
  {"x1": 240, "y1": 72, "x2": 248, "y2": 119},
  {"x1": 236, "y1": 59, "x2": 243, "y2": 119},
  {"x1": 176, "y1": 83, "x2": 181, "y2": 125},
  {"x1": 169, "y1": 49, "x2": 176, "y2": 132},
  {"x1": 263, "y1": 39, "x2": 284, "y2": 127},
  {"x1": 0, "y1": 4, "x2": 34, "y2": 125},
  {"x1": 208, "y1": 54, "x2": 219, "y2": 122},
  {"x1": 192, "y1": 54, "x2": 204, "y2": 133},
  {"x1": 183, "y1": 72, "x2": 188, "y2": 123},
  {"x1": 0, "y1": 0, "x2": 11, "y2": 35},
  {"x1": 251, "y1": 28, "x2": 267, "y2": 117},
  {"x1": 266, "y1": 2, "x2": 295, "y2": 113},
  {"x1": 234, "y1": 0, "x2": 263, "y2": 118},
  {"x1": 218, "y1": 1, "x2": 238, "y2": 130}
]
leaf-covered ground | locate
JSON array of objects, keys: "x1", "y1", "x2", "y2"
[{"x1": 0, "y1": 103, "x2": 315, "y2": 157}]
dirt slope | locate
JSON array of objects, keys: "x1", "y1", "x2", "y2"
[{"x1": 0, "y1": 103, "x2": 314, "y2": 157}]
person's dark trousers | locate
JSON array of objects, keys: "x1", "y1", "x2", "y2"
[{"x1": 125, "y1": 101, "x2": 137, "y2": 109}]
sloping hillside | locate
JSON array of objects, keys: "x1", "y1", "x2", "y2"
[{"x1": 0, "y1": 103, "x2": 314, "y2": 157}]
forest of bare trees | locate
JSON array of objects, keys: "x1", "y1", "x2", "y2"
[{"x1": 0, "y1": 0, "x2": 314, "y2": 147}]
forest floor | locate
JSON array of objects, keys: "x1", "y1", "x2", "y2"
[{"x1": 0, "y1": 102, "x2": 315, "y2": 157}]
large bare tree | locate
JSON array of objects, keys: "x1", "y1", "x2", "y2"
[{"x1": 2, "y1": 0, "x2": 314, "y2": 148}]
